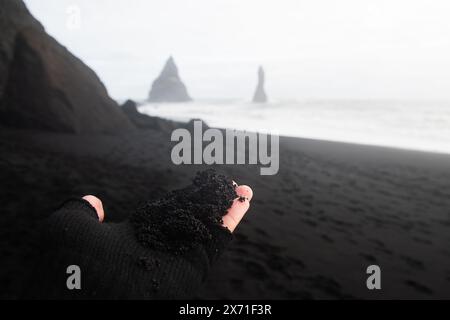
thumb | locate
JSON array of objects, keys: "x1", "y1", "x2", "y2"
[{"x1": 82, "y1": 195, "x2": 105, "y2": 222}]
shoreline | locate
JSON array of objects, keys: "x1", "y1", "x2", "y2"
[{"x1": 139, "y1": 102, "x2": 450, "y2": 155}]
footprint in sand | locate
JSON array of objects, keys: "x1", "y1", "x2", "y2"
[
  {"x1": 404, "y1": 280, "x2": 433, "y2": 295},
  {"x1": 245, "y1": 261, "x2": 268, "y2": 280},
  {"x1": 400, "y1": 255, "x2": 425, "y2": 271}
]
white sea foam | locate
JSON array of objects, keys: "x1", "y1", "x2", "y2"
[{"x1": 139, "y1": 99, "x2": 450, "y2": 154}]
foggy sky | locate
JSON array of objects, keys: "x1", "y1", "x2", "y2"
[{"x1": 24, "y1": 0, "x2": 450, "y2": 101}]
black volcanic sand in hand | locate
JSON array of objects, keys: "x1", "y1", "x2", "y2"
[{"x1": 132, "y1": 169, "x2": 237, "y2": 254}]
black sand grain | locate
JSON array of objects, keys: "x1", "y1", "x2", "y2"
[{"x1": 131, "y1": 169, "x2": 237, "y2": 254}]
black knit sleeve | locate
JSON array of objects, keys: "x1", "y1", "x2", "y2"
[{"x1": 56, "y1": 198, "x2": 99, "y2": 219}]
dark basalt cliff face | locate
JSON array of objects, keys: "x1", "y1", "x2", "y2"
[
  {"x1": 148, "y1": 56, "x2": 192, "y2": 103},
  {"x1": 0, "y1": 0, "x2": 134, "y2": 133},
  {"x1": 121, "y1": 99, "x2": 180, "y2": 132},
  {"x1": 252, "y1": 66, "x2": 267, "y2": 103}
]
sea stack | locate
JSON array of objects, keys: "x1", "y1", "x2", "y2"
[
  {"x1": 148, "y1": 56, "x2": 192, "y2": 102},
  {"x1": 252, "y1": 66, "x2": 267, "y2": 103}
]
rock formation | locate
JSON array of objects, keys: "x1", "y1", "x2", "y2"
[
  {"x1": 121, "y1": 99, "x2": 208, "y2": 133},
  {"x1": 121, "y1": 99, "x2": 179, "y2": 132},
  {"x1": 252, "y1": 66, "x2": 267, "y2": 103},
  {"x1": 0, "y1": 0, "x2": 134, "y2": 133},
  {"x1": 148, "y1": 57, "x2": 192, "y2": 102}
]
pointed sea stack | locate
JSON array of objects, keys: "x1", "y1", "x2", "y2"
[
  {"x1": 252, "y1": 66, "x2": 267, "y2": 103},
  {"x1": 148, "y1": 56, "x2": 192, "y2": 102}
]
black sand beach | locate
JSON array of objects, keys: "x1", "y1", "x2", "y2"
[
  {"x1": 1, "y1": 124, "x2": 450, "y2": 299},
  {"x1": 2, "y1": 0, "x2": 450, "y2": 300}
]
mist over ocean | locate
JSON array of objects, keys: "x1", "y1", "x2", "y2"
[{"x1": 140, "y1": 100, "x2": 450, "y2": 154}]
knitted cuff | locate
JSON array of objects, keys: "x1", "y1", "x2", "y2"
[{"x1": 57, "y1": 197, "x2": 98, "y2": 220}]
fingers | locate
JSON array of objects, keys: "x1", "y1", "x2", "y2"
[
  {"x1": 79, "y1": 184, "x2": 253, "y2": 228},
  {"x1": 222, "y1": 184, "x2": 253, "y2": 232},
  {"x1": 82, "y1": 195, "x2": 105, "y2": 222},
  {"x1": 235, "y1": 185, "x2": 253, "y2": 201}
]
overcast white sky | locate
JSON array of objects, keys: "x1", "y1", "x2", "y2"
[{"x1": 24, "y1": 0, "x2": 450, "y2": 101}]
